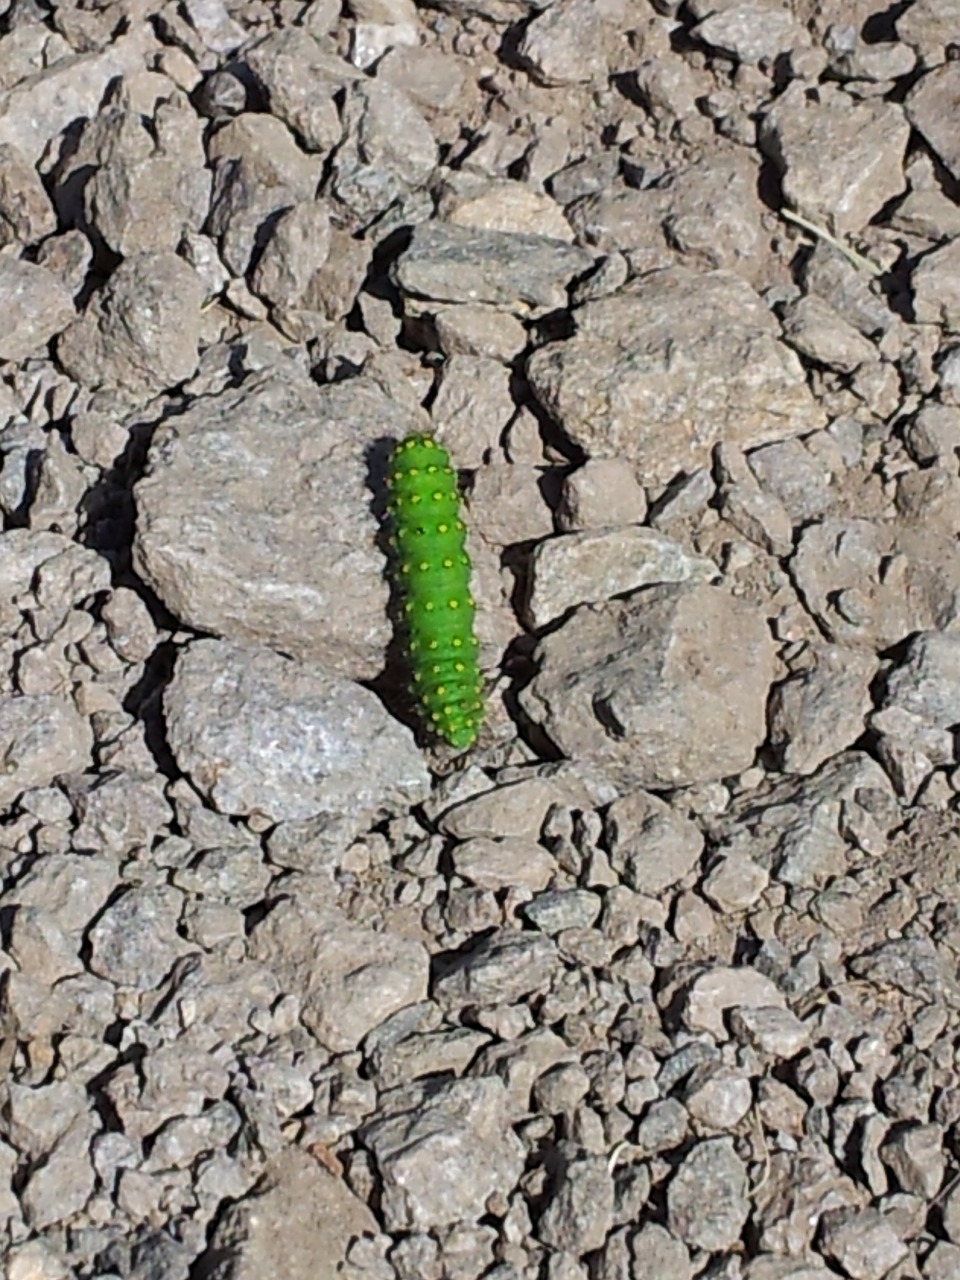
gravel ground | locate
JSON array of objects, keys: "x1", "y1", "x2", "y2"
[{"x1": 1, "y1": 0, "x2": 960, "y2": 1277}]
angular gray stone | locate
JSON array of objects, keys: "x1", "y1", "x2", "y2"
[
  {"x1": 87, "y1": 885, "x2": 187, "y2": 990},
  {"x1": 0, "y1": 694, "x2": 93, "y2": 810},
  {"x1": 605, "y1": 790, "x2": 704, "y2": 894},
  {"x1": 393, "y1": 221, "x2": 594, "y2": 317},
  {"x1": 133, "y1": 371, "x2": 406, "y2": 676},
  {"x1": 527, "y1": 268, "x2": 824, "y2": 485},
  {"x1": 760, "y1": 83, "x2": 909, "y2": 234},
  {"x1": 164, "y1": 639, "x2": 430, "y2": 825},
  {"x1": 196, "y1": 1146, "x2": 380, "y2": 1280},
  {"x1": 0, "y1": 258, "x2": 75, "y2": 362},
  {"x1": 521, "y1": 582, "x2": 776, "y2": 792},
  {"x1": 433, "y1": 930, "x2": 559, "y2": 1006},
  {"x1": 57, "y1": 252, "x2": 203, "y2": 396},
  {"x1": 538, "y1": 1154, "x2": 615, "y2": 1253},
  {"x1": 362, "y1": 1078, "x2": 525, "y2": 1230},
  {"x1": 818, "y1": 1207, "x2": 909, "y2": 1280},
  {"x1": 667, "y1": 1138, "x2": 749, "y2": 1250},
  {"x1": 249, "y1": 894, "x2": 429, "y2": 1053},
  {"x1": 524, "y1": 527, "x2": 717, "y2": 628}
]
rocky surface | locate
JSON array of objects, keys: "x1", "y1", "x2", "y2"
[{"x1": 0, "y1": 0, "x2": 959, "y2": 1277}]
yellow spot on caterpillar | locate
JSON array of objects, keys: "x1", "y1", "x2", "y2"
[
  {"x1": 455, "y1": 519, "x2": 465, "y2": 532},
  {"x1": 425, "y1": 601, "x2": 434, "y2": 611},
  {"x1": 419, "y1": 560, "x2": 430, "y2": 571},
  {"x1": 466, "y1": 596, "x2": 475, "y2": 607},
  {"x1": 431, "y1": 664, "x2": 441, "y2": 674},
  {"x1": 403, "y1": 602, "x2": 414, "y2": 613},
  {"x1": 460, "y1": 554, "x2": 469, "y2": 566},
  {"x1": 432, "y1": 490, "x2": 444, "y2": 502},
  {"x1": 404, "y1": 439, "x2": 418, "y2": 450},
  {"x1": 452, "y1": 637, "x2": 463, "y2": 648},
  {"x1": 454, "y1": 661, "x2": 465, "y2": 673},
  {"x1": 437, "y1": 685, "x2": 446, "y2": 696},
  {"x1": 428, "y1": 640, "x2": 438, "y2": 650},
  {"x1": 437, "y1": 522, "x2": 449, "y2": 534},
  {"x1": 442, "y1": 557, "x2": 453, "y2": 568},
  {"x1": 427, "y1": 464, "x2": 438, "y2": 474},
  {"x1": 448, "y1": 599, "x2": 460, "y2": 610},
  {"x1": 431, "y1": 711, "x2": 441, "y2": 722},
  {"x1": 400, "y1": 562, "x2": 411, "y2": 574}
]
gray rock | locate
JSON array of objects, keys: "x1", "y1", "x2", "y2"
[
  {"x1": 521, "y1": 583, "x2": 776, "y2": 792},
  {"x1": 448, "y1": 837, "x2": 558, "y2": 892},
  {"x1": 249, "y1": 894, "x2": 429, "y2": 1052},
  {"x1": 884, "y1": 632, "x2": 960, "y2": 729},
  {"x1": 2, "y1": 1080, "x2": 89, "y2": 1160},
  {"x1": 768, "y1": 644, "x2": 878, "y2": 775},
  {"x1": 850, "y1": 939, "x2": 960, "y2": 1008},
  {"x1": 605, "y1": 790, "x2": 704, "y2": 894},
  {"x1": 818, "y1": 1206, "x2": 909, "y2": 1280},
  {"x1": 78, "y1": 97, "x2": 210, "y2": 257},
  {"x1": 196, "y1": 1146, "x2": 379, "y2": 1280},
  {"x1": 683, "y1": 1063, "x2": 753, "y2": 1131},
  {"x1": 57, "y1": 252, "x2": 203, "y2": 396},
  {"x1": 880, "y1": 1122, "x2": 945, "y2": 1199},
  {"x1": 691, "y1": 2, "x2": 804, "y2": 64},
  {"x1": 684, "y1": 966, "x2": 787, "y2": 1039},
  {"x1": 524, "y1": 527, "x2": 717, "y2": 628},
  {"x1": 760, "y1": 83, "x2": 909, "y2": 234},
  {"x1": 524, "y1": 889, "x2": 602, "y2": 934},
  {"x1": 430, "y1": 355, "x2": 518, "y2": 469},
  {"x1": 433, "y1": 930, "x2": 559, "y2": 1006},
  {"x1": 667, "y1": 1137, "x2": 749, "y2": 1250},
  {"x1": 538, "y1": 1154, "x2": 615, "y2": 1253},
  {"x1": 780, "y1": 295, "x2": 879, "y2": 374},
  {"x1": 133, "y1": 371, "x2": 406, "y2": 675},
  {"x1": 557, "y1": 458, "x2": 648, "y2": 532},
  {"x1": 331, "y1": 81, "x2": 437, "y2": 221},
  {"x1": 0, "y1": 694, "x2": 93, "y2": 809},
  {"x1": 70, "y1": 771, "x2": 172, "y2": 856},
  {"x1": 207, "y1": 113, "x2": 323, "y2": 276},
  {"x1": 87, "y1": 885, "x2": 187, "y2": 990},
  {"x1": 143, "y1": 1101, "x2": 243, "y2": 1173},
  {"x1": 747, "y1": 435, "x2": 836, "y2": 524},
  {"x1": 790, "y1": 518, "x2": 960, "y2": 651},
  {"x1": 249, "y1": 201, "x2": 332, "y2": 311},
  {"x1": 8, "y1": 907, "x2": 82, "y2": 987},
  {"x1": 164, "y1": 640, "x2": 429, "y2": 825},
  {"x1": 730, "y1": 1006, "x2": 810, "y2": 1058},
  {"x1": 20, "y1": 1112, "x2": 98, "y2": 1229},
  {"x1": 906, "y1": 62, "x2": 960, "y2": 185},
  {"x1": 0, "y1": 143, "x2": 57, "y2": 246},
  {"x1": 0, "y1": 258, "x2": 75, "y2": 362},
  {"x1": 517, "y1": 0, "x2": 616, "y2": 86},
  {"x1": 393, "y1": 221, "x2": 594, "y2": 317},
  {"x1": 925, "y1": 1242, "x2": 960, "y2": 1280},
  {"x1": 701, "y1": 852, "x2": 769, "y2": 912},
  {"x1": 630, "y1": 1224, "x2": 692, "y2": 1280},
  {"x1": 245, "y1": 30, "x2": 352, "y2": 153},
  {"x1": 913, "y1": 238, "x2": 960, "y2": 331},
  {"x1": 8, "y1": 854, "x2": 118, "y2": 934},
  {"x1": 527, "y1": 268, "x2": 824, "y2": 486},
  {"x1": 362, "y1": 1078, "x2": 525, "y2": 1230},
  {"x1": 0, "y1": 26, "x2": 153, "y2": 164}
]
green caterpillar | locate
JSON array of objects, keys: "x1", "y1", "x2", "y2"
[{"x1": 388, "y1": 433, "x2": 483, "y2": 749}]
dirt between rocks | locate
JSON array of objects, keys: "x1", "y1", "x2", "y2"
[{"x1": 1, "y1": 0, "x2": 960, "y2": 1277}]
